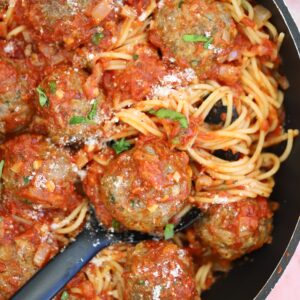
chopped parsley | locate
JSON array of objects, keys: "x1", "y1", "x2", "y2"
[
  {"x1": 36, "y1": 86, "x2": 49, "y2": 107},
  {"x1": 87, "y1": 99, "x2": 98, "y2": 120},
  {"x1": 183, "y1": 34, "x2": 213, "y2": 49},
  {"x1": 204, "y1": 37, "x2": 213, "y2": 49},
  {"x1": 61, "y1": 291, "x2": 69, "y2": 300},
  {"x1": 0, "y1": 160, "x2": 4, "y2": 179},
  {"x1": 178, "y1": 0, "x2": 184, "y2": 8},
  {"x1": 183, "y1": 34, "x2": 208, "y2": 42},
  {"x1": 149, "y1": 108, "x2": 188, "y2": 129},
  {"x1": 23, "y1": 176, "x2": 30, "y2": 184},
  {"x1": 69, "y1": 100, "x2": 98, "y2": 125},
  {"x1": 111, "y1": 138, "x2": 132, "y2": 154},
  {"x1": 48, "y1": 81, "x2": 57, "y2": 94},
  {"x1": 69, "y1": 116, "x2": 92, "y2": 125},
  {"x1": 112, "y1": 219, "x2": 120, "y2": 230},
  {"x1": 132, "y1": 54, "x2": 139, "y2": 60},
  {"x1": 137, "y1": 280, "x2": 146, "y2": 286},
  {"x1": 164, "y1": 223, "x2": 174, "y2": 240},
  {"x1": 92, "y1": 32, "x2": 104, "y2": 45}
]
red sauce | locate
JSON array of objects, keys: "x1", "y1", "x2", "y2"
[{"x1": 103, "y1": 45, "x2": 168, "y2": 102}]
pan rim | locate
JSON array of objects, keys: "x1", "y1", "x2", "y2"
[{"x1": 255, "y1": 0, "x2": 300, "y2": 298}]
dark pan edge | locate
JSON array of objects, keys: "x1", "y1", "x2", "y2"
[
  {"x1": 255, "y1": 218, "x2": 300, "y2": 299},
  {"x1": 273, "y1": 0, "x2": 300, "y2": 55},
  {"x1": 255, "y1": 0, "x2": 300, "y2": 298}
]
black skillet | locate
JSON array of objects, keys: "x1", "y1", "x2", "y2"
[{"x1": 12, "y1": 0, "x2": 300, "y2": 299}]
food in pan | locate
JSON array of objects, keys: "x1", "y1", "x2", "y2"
[{"x1": 0, "y1": 0, "x2": 298, "y2": 299}]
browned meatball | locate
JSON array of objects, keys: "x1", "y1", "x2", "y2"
[
  {"x1": 98, "y1": 138, "x2": 192, "y2": 233},
  {"x1": 150, "y1": 0, "x2": 240, "y2": 83},
  {"x1": 14, "y1": 0, "x2": 100, "y2": 48},
  {"x1": 123, "y1": 240, "x2": 197, "y2": 300},
  {"x1": 83, "y1": 160, "x2": 115, "y2": 228},
  {"x1": 0, "y1": 134, "x2": 82, "y2": 210},
  {"x1": 0, "y1": 57, "x2": 36, "y2": 136},
  {"x1": 33, "y1": 65, "x2": 107, "y2": 145},
  {"x1": 0, "y1": 223, "x2": 60, "y2": 299},
  {"x1": 195, "y1": 197, "x2": 273, "y2": 260}
]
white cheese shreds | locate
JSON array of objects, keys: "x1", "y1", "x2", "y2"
[{"x1": 150, "y1": 68, "x2": 196, "y2": 98}]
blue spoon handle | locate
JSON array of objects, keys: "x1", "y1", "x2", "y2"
[{"x1": 11, "y1": 227, "x2": 118, "y2": 300}]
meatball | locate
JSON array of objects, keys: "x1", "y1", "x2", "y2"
[
  {"x1": 14, "y1": 0, "x2": 100, "y2": 48},
  {"x1": 103, "y1": 45, "x2": 168, "y2": 102},
  {"x1": 0, "y1": 223, "x2": 60, "y2": 299},
  {"x1": 0, "y1": 57, "x2": 36, "y2": 136},
  {"x1": 195, "y1": 197, "x2": 273, "y2": 260},
  {"x1": 99, "y1": 138, "x2": 192, "y2": 233},
  {"x1": 83, "y1": 161, "x2": 115, "y2": 228},
  {"x1": 0, "y1": 134, "x2": 82, "y2": 210},
  {"x1": 124, "y1": 240, "x2": 197, "y2": 300},
  {"x1": 0, "y1": 207, "x2": 29, "y2": 244},
  {"x1": 150, "y1": 0, "x2": 239, "y2": 82},
  {"x1": 33, "y1": 65, "x2": 107, "y2": 145}
]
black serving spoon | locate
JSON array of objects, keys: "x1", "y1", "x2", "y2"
[{"x1": 12, "y1": 207, "x2": 201, "y2": 300}]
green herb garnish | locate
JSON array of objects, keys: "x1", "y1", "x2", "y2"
[
  {"x1": 36, "y1": 86, "x2": 49, "y2": 107},
  {"x1": 69, "y1": 100, "x2": 98, "y2": 124},
  {"x1": 92, "y1": 32, "x2": 104, "y2": 45},
  {"x1": 132, "y1": 54, "x2": 139, "y2": 60},
  {"x1": 69, "y1": 116, "x2": 92, "y2": 125},
  {"x1": 61, "y1": 291, "x2": 69, "y2": 300},
  {"x1": 23, "y1": 176, "x2": 30, "y2": 184},
  {"x1": 138, "y1": 280, "x2": 146, "y2": 286},
  {"x1": 149, "y1": 108, "x2": 188, "y2": 128},
  {"x1": 87, "y1": 99, "x2": 98, "y2": 120},
  {"x1": 112, "y1": 219, "x2": 120, "y2": 230},
  {"x1": 183, "y1": 34, "x2": 214, "y2": 49},
  {"x1": 164, "y1": 223, "x2": 174, "y2": 240},
  {"x1": 111, "y1": 138, "x2": 132, "y2": 154},
  {"x1": 49, "y1": 81, "x2": 57, "y2": 94},
  {"x1": 183, "y1": 34, "x2": 208, "y2": 42},
  {"x1": 0, "y1": 160, "x2": 4, "y2": 179},
  {"x1": 204, "y1": 37, "x2": 213, "y2": 49},
  {"x1": 178, "y1": 0, "x2": 184, "y2": 8}
]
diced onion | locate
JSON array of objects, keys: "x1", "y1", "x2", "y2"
[
  {"x1": 222, "y1": 29, "x2": 231, "y2": 43},
  {"x1": 38, "y1": 43, "x2": 65, "y2": 65},
  {"x1": 92, "y1": 0, "x2": 113, "y2": 23},
  {"x1": 33, "y1": 244, "x2": 51, "y2": 267},
  {"x1": 228, "y1": 50, "x2": 239, "y2": 62},
  {"x1": 254, "y1": 5, "x2": 272, "y2": 29}
]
